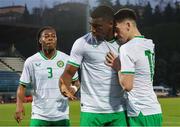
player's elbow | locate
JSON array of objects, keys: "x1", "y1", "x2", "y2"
[
  {"x1": 119, "y1": 74, "x2": 134, "y2": 92},
  {"x1": 120, "y1": 79, "x2": 133, "y2": 92}
]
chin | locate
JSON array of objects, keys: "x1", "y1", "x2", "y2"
[
  {"x1": 44, "y1": 47, "x2": 54, "y2": 52},
  {"x1": 118, "y1": 38, "x2": 124, "y2": 43},
  {"x1": 120, "y1": 38, "x2": 128, "y2": 43},
  {"x1": 122, "y1": 40, "x2": 127, "y2": 43},
  {"x1": 95, "y1": 36, "x2": 103, "y2": 41}
]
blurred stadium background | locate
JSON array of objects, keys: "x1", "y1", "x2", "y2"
[{"x1": 0, "y1": 0, "x2": 180, "y2": 126}]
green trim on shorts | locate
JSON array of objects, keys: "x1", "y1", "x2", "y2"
[
  {"x1": 30, "y1": 119, "x2": 70, "y2": 126},
  {"x1": 128, "y1": 112, "x2": 162, "y2": 126},
  {"x1": 80, "y1": 111, "x2": 127, "y2": 126}
]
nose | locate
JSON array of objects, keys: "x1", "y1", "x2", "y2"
[
  {"x1": 90, "y1": 27, "x2": 96, "y2": 33},
  {"x1": 48, "y1": 38, "x2": 53, "y2": 41},
  {"x1": 91, "y1": 28, "x2": 100, "y2": 38}
]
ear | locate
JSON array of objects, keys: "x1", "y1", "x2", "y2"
[
  {"x1": 126, "y1": 21, "x2": 131, "y2": 31},
  {"x1": 39, "y1": 38, "x2": 42, "y2": 44}
]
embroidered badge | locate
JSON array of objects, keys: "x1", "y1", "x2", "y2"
[{"x1": 57, "y1": 60, "x2": 64, "y2": 68}]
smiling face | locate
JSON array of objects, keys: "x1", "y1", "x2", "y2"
[{"x1": 39, "y1": 29, "x2": 57, "y2": 52}]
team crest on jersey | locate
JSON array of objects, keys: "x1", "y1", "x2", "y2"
[{"x1": 57, "y1": 60, "x2": 64, "y2": 68}]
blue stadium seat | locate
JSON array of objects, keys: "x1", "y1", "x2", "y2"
[{"x1": 0, "y1": 71, "x2": 20, "y2": 92}]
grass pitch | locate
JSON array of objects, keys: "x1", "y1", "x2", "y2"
[{"x1": 0, "y1": 98, "x2": 180, "y2": 126}]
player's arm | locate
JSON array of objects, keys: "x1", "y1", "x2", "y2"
[
  {"x1": 105, "y1": 50, "x2": 133, "y2": 91},
  {"x1": 118, "y1": 73, "x2": 134, "y2": 92},
  {"x1": 118, "y1": 45, "x2": 135, "y2": 92},
  {"x1": 59, "y1": 64, "x2": 79, "y2": 100},
  {"x1": 14, "y1": 84, "x2": 26, "y2": 123},
  {"x1": 60, "y1": 38, "x2": 83, "y2": 99},
  {"x1": 14, "y1": 58, "x2": 31, "y2": 123}
]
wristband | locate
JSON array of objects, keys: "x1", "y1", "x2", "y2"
[{"x1": 71, "y1": 85, "x2": 78, "y2": 92}]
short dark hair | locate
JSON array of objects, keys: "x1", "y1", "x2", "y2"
[
  {"x1": 37, "y1": 26, "x2": 56, "y2": 50},
  {"x1": 90, "y1": 5, "x2": 114, "y2": 20},
  {"x1": 114, "y1": 8, "x2": 137, "y2": 22}
]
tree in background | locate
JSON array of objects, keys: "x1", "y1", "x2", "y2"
[
  {"x1": 153, "y1": 5, "x2": 162, "y2": 25},
  {"x1": 143, "y1": 2, "x2": 153, "y2": 26},
  {"x1": 163, "y1": 3, "x2": 174, "y2": 23},
  {"x1": 96, "y1": 0, "x2": 113, "y2": 7},
  {"x1": 175, "y1": 1, "x2": 180, "y2": 23},
  {"x1": 21, "y1": 4, "x2": 31, "y2": 24}
]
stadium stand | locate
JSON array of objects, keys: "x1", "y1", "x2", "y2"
[
  {"x1": 0, "y1": 55, "x2": 25, "y2": 102},
  {"x1": 0, "y1": 54, "x2": 33, "y2": 103},
  {"x1": 0, "y1": 71, "x2": 20, "y2": 102},
  {"x1": 0, "y1": 71, "x2": 20, "y2": 92},
  {"x1": 0, "y1": 57, "x2": 24, "y2": 72},
  {"x1": 0, "y1": 60, "x2": 12, "y2": 71}
]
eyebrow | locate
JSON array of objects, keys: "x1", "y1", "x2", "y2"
[
  {"x1": 89, "y1": 22, "x2": 102, "y2": 27},
  {"x1": 43, "y1": 32, "x2": 55, "y2": 35}
]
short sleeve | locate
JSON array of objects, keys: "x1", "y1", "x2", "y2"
[
  {"x1": 19, "y1": 58, "x2": 32, "y2": 86},
  {"x1": 72, "y1": 72, "x2": 79, "y2": 81},
  {"x1": 68, "y1": 38, "x2": 85, "y2": 68},
  {"x1": 120, "y1": 45, "x2": 135, "y2": 74}
]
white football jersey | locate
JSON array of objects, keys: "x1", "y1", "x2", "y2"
[
  {"x1": 20, "y1": 50, "x2": 78, "y2": 121},
  {"x1": 120, "y1": 36, "x2": 162, "y2": 116},
  {"x1": 68, "y1": 33, "x2": 126, "y2": 113}
]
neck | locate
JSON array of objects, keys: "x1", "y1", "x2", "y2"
[
  {"x1": 104, "y1": 33, "x2": 114, "y2": 42},
  {"x1": 129, "y1": 28, "x2": 141, "y2": 40},
  {"x1": 42, "y1": 49, "x2": 56, "y2": 59}
]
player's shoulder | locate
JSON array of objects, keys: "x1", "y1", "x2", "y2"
[
  {"x1": 24, "y1": 52, "x2": 39, "y2": 65},
  {"x1": 56, "y1": 51, "x2": 71, "y2": 64},
  {"x1": 120, "y1": 41, "x2": 131, "y2": 51},
  {"x1": 120, "y1": 38, "x2": 138, "y2": 53},
  {"x1": 132, "y1": 37, "x2": 153, "y2": 44},
  {"x1": 71, "y1": 33, "x2": 92, "y2": 52},
  {"x1": 57, "y1": 50, "x2": 70, "y2": 58},
  {"x1": 132, "y1": 37, "x2": 154, "y2": 49},
  {"x1": 74, "y1": 33, "x2": 92, "y2": 45},
  {"x1": 121, "y1": 37, "x2": 154, "y2": 52},
  {"x1": 122, "y1": 37, "x2": 146, "y2": 48}
]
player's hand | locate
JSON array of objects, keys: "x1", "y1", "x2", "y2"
[
  {"x1": 105, "y1": 51, "x2": 121, "y2": 71},
  {"x1": 70, "y1": 85, "x2": 78, "y2": 94},
  {"x1": 60, "y1": 78, "x2": 77, "y2": 100},
  {"x1": 14, "y1": 106, "x2": 25, "y2": 123}
]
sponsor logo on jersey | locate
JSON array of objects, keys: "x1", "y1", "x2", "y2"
[
  {"x1": 35, "y1": 63, "x2": 41, "y2": 67},
  {"x1": 57, "y1": 60, "x2": 64, "y2": 68}
]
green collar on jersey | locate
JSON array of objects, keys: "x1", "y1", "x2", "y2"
[
  {"x1": 107, "y1": 38, "x2": 116, "y2": 43},
  {"x1": 134, "y1": 35, "x2": 144, "y2": 38},
  {"x1": 39, "y1": 50, "x2": 57, "y2": 60}
]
